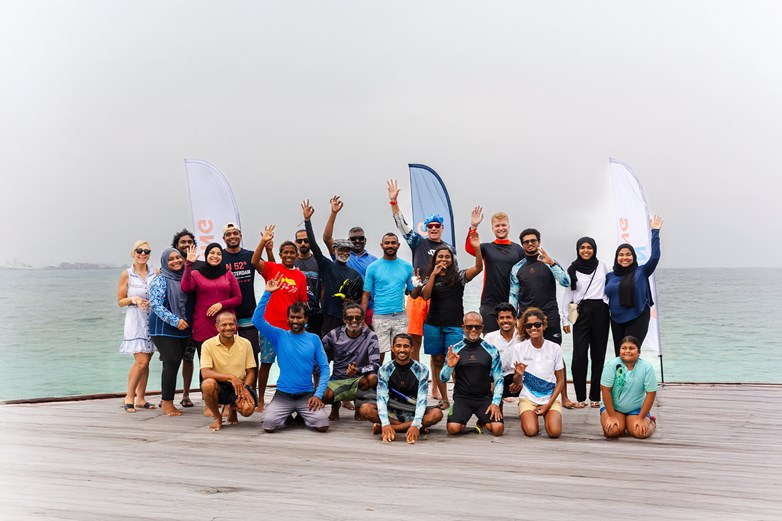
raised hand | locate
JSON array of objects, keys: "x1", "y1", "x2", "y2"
[
  {"x1": 446, "y1": 345, "x2": 460, "y2": 368},
  {"x1": 650, "y1": 214, "x2": 663, "y2": 230},
  {"x1": 262, "y1": 225, "x2": 275, "y2": 243},
  {"x1": 514, "y1": 361, "x2": 527, "y2": 378},
  {"x1": 265, "y1": 272, "x2": 283, "y2": 292},
  {"x1": 301, "y1": 199, "x2": 315, "y2": 220},
  {"x1": 411, "y1": 268, "x2": 422, "y2": 288},
  {"x1": 470, "y1": 206, "x2": 484, "y2": 227},
  {"x1": 186, "y1": 245, "x2": 198, "y2": 263},
  {"x1": 537, "y1": 247, "x2": 554, "y2": 266},
  {"x1": 387, "y1": 179, "x2": 400, "y2": 202},
  {"x1": 330, "y1": 195, "x2": 343, "y2": 213}
]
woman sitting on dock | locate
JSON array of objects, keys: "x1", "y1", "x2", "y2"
[
  {"x1": 510, "y1": 307, "x2": 565, "y2": 438},
  {"x1": 599, "y1": 335, "x2": 657, "y2": 439}
]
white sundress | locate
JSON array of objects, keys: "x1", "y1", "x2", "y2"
[{"x1": 119, "y1": 267, "x2": 156, "y2": 354}]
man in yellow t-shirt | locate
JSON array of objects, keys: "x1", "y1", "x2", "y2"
[{"x1": 200, "y1": 312, "x2": 258, "y2": 431}]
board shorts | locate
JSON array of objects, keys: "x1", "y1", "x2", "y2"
[
  {"x1": 372, "y1": 312, "x2": 408, "y2": 353},
  {"x1": 519, "y1": 397, "x2": 562, "y2": 415},
  {"x1": 448, "y1": 396, "x2": 504, "y2": 425},
  {"x1": 423, "y1": 324, "x2": 462, "y2": 356},
  {"x1": 405, "y1": 296, "x2": 429, "y2": 336},
  {"x1": 217, "y1": 382, "x2": 258, "y2": 407},
  {"x1": 386, "y1": 397, "x2": 438, "y2": 424},
  {"x1": 327, "y1": 377, "x2": 362, "y2": 402},
  {"x1": 259, "y1": 333, "x2": 276, "y2": 364},
  {"x1": 262, "y1": 390, "x2": 329, "y2": 431}
]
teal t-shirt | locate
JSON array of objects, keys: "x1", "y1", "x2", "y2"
[
  {"x1": 600, "y1": 356, "x2": 658, "y2": 413},
  {"x1": 364, "y1": 258, "x2": 414, "y2": 314}
]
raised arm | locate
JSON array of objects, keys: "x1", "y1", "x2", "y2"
[
  {"x1": 302, "y1": 200, "x2": 327, "y2": 265},
  {"x1": 251, "y1": 274, "x2": 284, "y2": 345},
  {"x1": 464, "y1": 230, "x2": 483, "y2": 281},
  {"x1": 388, "y1": 179, "x2": 420, "y2": 249},
  {"x1": 508, "y1": 260, "x2": 523, "y2": 309},
  {"x1": 322, "y1": 195, "x2": 343, "y2": 255},
  {"x1": 642, "y1": 216, "x2": 663, "y2": 276},
  {"x1": 251, "y1": 225, "x2": 275, "y2": 272},
  {"x1": 464, "y1": 205, "x2": 483, "y2": 256}
]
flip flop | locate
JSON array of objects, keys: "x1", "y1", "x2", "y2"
[
  {"x1": 123, "y1": 403, "x2": 136, "y2": 413},
  {"x1": 135, "y1": 402, "x2": 156, "y2": 410},
  {"x1": 180, "y1": 398, "x2": 194, "y2": 408},
  {"x1": 573, "y1": 401, "x2": 587, "y2": 409},
  {"x1": 591, "y1": 401, "x2": 601, "y2": 408}
]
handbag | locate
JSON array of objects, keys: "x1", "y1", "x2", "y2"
[{"x1": 568, "y1": 271, "x2": 596, "y2": 325}]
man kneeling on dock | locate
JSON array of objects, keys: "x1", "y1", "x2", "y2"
[
  {"x1": 358, "y1": 334, "x2": 443, "y2": 443},
  {"x1": 253, "y1": 274, "x2": 331, "y2": 433},
  {"x1": 200, "y1": 312, "x2": 258, "y2": 432}
]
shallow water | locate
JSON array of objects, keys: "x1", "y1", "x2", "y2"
[{"x1": 0, "y1": 268, "x2": 779, "y2": 400}]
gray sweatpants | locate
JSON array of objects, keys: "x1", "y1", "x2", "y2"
[{"x1": 263, "y1": 390, "x2": 329, "y2": 431}]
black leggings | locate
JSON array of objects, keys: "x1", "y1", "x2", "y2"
[
  {"x1": 610, "y1": 306, "x2": 651, "y2": 356},
  {"x1": 152, "y1": 336, "x2": 188, "y2": 401},
  {"x1": 571, "y1": 300, "x2": 610, "y2": 402}
]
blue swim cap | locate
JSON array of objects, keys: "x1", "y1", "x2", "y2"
[{"x1": 423, "y1": 214, "x2": 444, "y2": 226}]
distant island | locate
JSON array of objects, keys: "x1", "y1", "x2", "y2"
[{"x1": 0, "y1": 262, "x2": 122, "y2": 270}]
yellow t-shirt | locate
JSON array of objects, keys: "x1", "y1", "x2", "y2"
[{"x1": 200, "y1": 335, "x2": 255, "y2": 380}]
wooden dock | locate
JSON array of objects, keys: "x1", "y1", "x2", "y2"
[{"x1": 1, "y1": 384, "x2": 780, "y2": 520}]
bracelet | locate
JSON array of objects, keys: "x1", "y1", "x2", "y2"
[{"x1": 389, "y1": 201, "x2": 397, "y2": 205}]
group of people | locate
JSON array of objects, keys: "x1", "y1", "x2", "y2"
[{"x1": 117, "y1": 180, "x2": 662, "y2": 440}]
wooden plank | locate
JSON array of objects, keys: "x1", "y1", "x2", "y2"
[{"x1": 0, "y1": 384, "x2": 780, "y2": 520}]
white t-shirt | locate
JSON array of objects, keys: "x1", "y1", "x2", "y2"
[
  {"x1": 509, "y1": 339, "x2": 564, "y2": 405},
  {"x1": 483, "y1": 329, "x2": 523, "y2": 376}
]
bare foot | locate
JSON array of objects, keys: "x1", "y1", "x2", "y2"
[
  {"x1": 204, "y1": 407, "x2": 214, "y2": 417},
  {"x1": 341, "y1": 400, "x2": 355, "y2": 411},
  {"x1": 255, "y1": 402, "x2": 265, "y2": 414},
  {"x1": 161, "y1": 401, "x2": 183, "y2": 417},
  {"x1": 562, "y1": 399, "x2": 577, "y2": 409},
  {"x1": 329, "y1": 406, "x2": 340, "y2": 421},
  {"x1": 227, "y1": 408, "x2": 239, "y2": 425},
  {"x1": 372, "y1": 423, "x2": 382, "y2": 435},
  {"x1": 210, "y1": 417, "x2": 223, "y2": 432},
  {"x1": 221, "y1": 405, "x2": 230, "y2": 418}
]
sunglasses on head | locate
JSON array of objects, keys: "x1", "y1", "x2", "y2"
[
  {"x1": 427, "y1": 223, "x2": 442, "y2": 229},
  {"x1": 344, "y1": 315, "x2": 363, "y2": 322},
  {"x1": 463, "y1": 324, "x2": 483, "y2": 330},
  {"x1": 295, "y1": 238, "x2": 308, "y2": 244},
  {"x1": 349, "y1": 236, "x2": 366, "y2": 242},
  {"x1": 524, "y1": 322, "x2": 544, "y2": 330},
  {"x1": 135, "y1": 248, "x2": 151, "y2": 255}
]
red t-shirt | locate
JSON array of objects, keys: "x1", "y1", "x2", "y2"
[{"x1": 262, "y1": 262, "x2": 308, "y2": 329}]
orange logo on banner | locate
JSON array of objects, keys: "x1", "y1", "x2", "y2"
[{"x1": 198, "y1": 219, "x2": 214, "y2": 254}]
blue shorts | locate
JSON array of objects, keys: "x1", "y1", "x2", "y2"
[
  {"x1": 259, "y1": 333, "x2": 276, "y2": 364},
  {"x1": 423, "y1": 324, "x2": 462, "y2": 356},
  {"x1": 600, "y1": 406, "x2": 651, "y2": 418}
]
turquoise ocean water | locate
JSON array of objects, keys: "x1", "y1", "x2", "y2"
[{"x1": 0, "y1": 268, "x2": 779, "y2": 400}]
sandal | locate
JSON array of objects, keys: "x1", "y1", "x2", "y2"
[
  {"x1": 573, "y1": 401, "x2": 587, "y2": 409},
  {"x1": 123, "y1": 403, "x2": 136, "y2": 413},
  {"x1": 180, "y1": 398, "x2": 194, "y2": 408},
  {"x1": 591, "y1": 401, "x2": 601, "y2": 408},
  {"x1": 437, "y1": 399, "x2": 450, "y2": 410},
  {"x1": 135, "y1": 402, "x2": 156, "y2": 410}
]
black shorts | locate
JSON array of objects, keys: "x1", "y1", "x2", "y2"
[
  {"x1": 238, "y1": 326, "x2": 261, "y2": 367},
  {"x1": 502, "y1": 374, "x2": 520, "y2": 398},
  {"x1": 448, "y1": 396, "x2": 504, "y2": 425},
  {"x1": 217, "y1": 382, "x2": 258, "y2": 407}
]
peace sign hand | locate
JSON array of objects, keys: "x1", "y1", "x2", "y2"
[{"x1": 265, "y1": 272, "x2": 283, "y2": 292}]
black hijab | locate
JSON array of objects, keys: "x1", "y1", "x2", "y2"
[
  {"x1": 612, "y1": 243, "x2": 638, "y2": 307},
  {"x1": 197, "y1": 243, "x2": 227, "y2": 279},
  {"x1": 567, "y1": 237, "x2": 599, "y2": 290}
]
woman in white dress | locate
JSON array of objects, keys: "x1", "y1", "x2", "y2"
[{"x1": 117, "y1": 240, "x2": 156, "y2": 412}]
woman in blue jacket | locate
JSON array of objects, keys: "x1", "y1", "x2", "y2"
[{"x1": 605, "y1": 215, "x2": 663, "y2": 356}]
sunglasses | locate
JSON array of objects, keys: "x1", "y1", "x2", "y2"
[
  {"x1": 295, "y1": 238, "x2": 308, "y2": 244},
  {"x1": 463, "y1": 324, "x2": 483, "y2": 330},
  {"x1": 524, "y1": 322, "x2": 544, "y2": 330},
  {"x1": 135, "y1": 248, "x2": 151, "y2": 255},
  {"x1": 349, "y1": 236, "x2": 366, "y2": 242},
  {"x1": 522, "y1": 239, "x2": 539, "y2": 245},
  {"x1": 344, "y1": 315, "x2": 363, "y2": 322},
  {"x1": 427, "y1": 223, "x2": 442, "y2": 229}
]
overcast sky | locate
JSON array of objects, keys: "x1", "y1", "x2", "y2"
[{"x1": 2, "y1": 1, "x2": 780, "y2": 268}]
